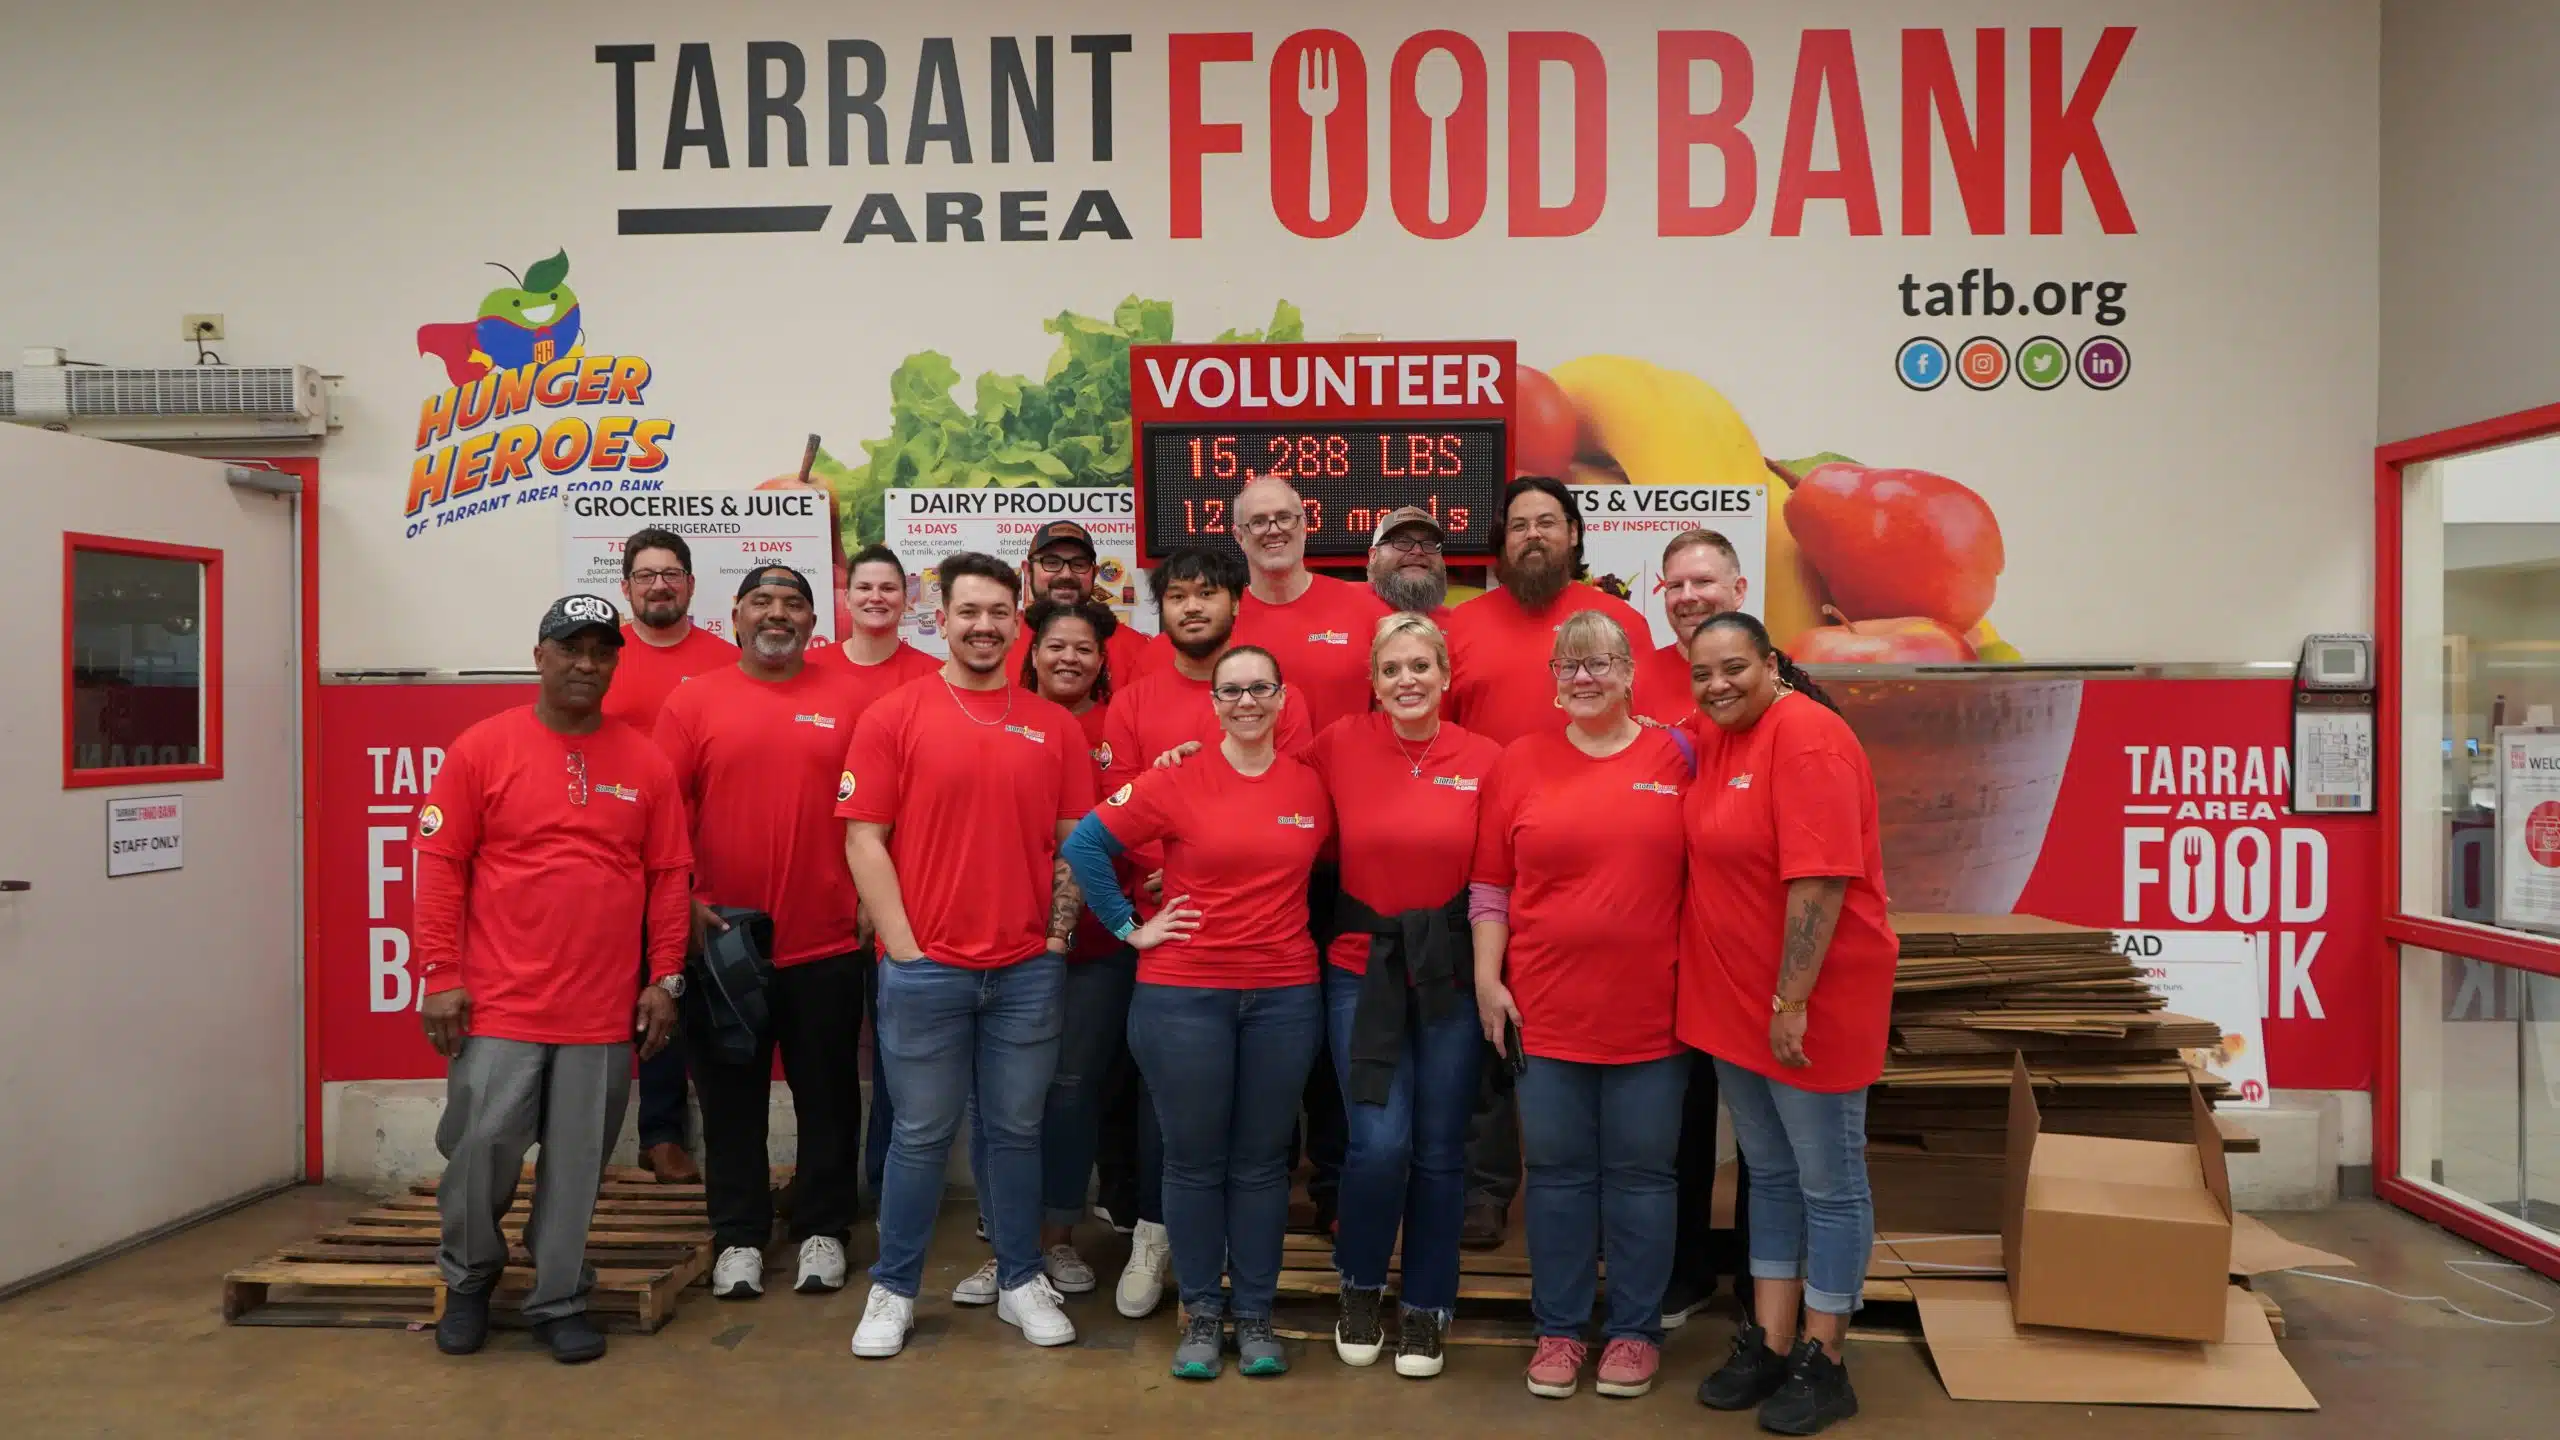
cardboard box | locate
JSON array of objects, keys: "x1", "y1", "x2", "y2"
[{"x1": 2002, "y1": 1054, "x2": 2234, "y2": 1342}]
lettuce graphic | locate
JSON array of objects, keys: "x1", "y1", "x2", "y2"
[{"x1": 829, "y1": 295, "x2": 1304, "y2": 549}]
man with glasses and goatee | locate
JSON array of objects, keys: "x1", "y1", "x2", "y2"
[{"x1": 415, "y1": 594, "x2": 693, "y2": 1365}]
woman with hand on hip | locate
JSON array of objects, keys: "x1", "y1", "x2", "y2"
[
  {"x1": 1470, "y1": 611, "x2": 1692, "y2": 1403},
  {"x1": 1312, "y1": 612, "x2": 1503, "y2": 1379},
  {"x1": 1059, "y1": 646, "x2": 1331, "y2": 1381},
  {"x1": 1680, "y1": 611, "x2": 1892, "y2": 1438}
]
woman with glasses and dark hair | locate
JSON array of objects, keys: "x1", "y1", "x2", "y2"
[
  {"x1": 1680, "y1": 611, "x2": 1889, "y2": 1437},
  {"x1": 1470, "y1": 610, "x2": 1692, "y2": 1404},
  {"x1": 1313, "y1": 611, "x2": 1502, "y2": 1379},
  {"x1": 1060, "y1": 646, "x2": 1331, "y2": 1382}
]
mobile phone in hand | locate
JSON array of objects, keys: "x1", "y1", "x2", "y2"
[{"x1": 1502, "y1": 1017, "x2": 1529, "y2": 1077}]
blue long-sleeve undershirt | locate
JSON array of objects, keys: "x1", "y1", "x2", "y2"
[{"x1": 1061, "y1": 812, "x2": 1135, "y2": 937}]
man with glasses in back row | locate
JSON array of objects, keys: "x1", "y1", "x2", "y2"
[{"x1": 417, "y1": 594, "x2": 693, "y2": 1364}]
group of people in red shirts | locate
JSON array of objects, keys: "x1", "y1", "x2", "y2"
[{"x1": 412, "y1": 475, "x2": 1891, "y2": 1438}]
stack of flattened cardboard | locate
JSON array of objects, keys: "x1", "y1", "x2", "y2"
[{"x1": 1870, "y1": 914, "x2": 2247, "y2": 1233}]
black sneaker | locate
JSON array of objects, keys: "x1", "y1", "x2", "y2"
[
  {"x1": 1696, "y1": 1322, "x2": 1789, "y2": 1411},
  {"x1": 1333, "y1": 1285, "x2": 1386, "y2": 1367},
  {"x1": 434, "y1": 1285, "x2": 491, "y2": 1356},
  {"x1": 1394, "y1": 1308, "x2": 1446, "y2": 1378},
  {"x1": 1659, "y1": 1274, "x2": 1710, "y2": 1330},
  {"x1": 531, "y1": 1313, "x2": 609, "y2": 1365},
  {"x1": 1756, "y1": 1338, "x2": 1857, "y2": 1435}
]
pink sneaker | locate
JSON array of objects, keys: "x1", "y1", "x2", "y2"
[
  {"x1": 1525, "y1": 1335, "x2": 1587, "y2": 1398},
  {"x1": 1595, "y1": 1337, "x2": 1660, "y2": 1397}
]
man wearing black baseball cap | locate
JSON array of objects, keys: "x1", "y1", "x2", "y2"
[
  {"x1": 416, "y1": 594, "x2": 692, "y2": 1363},
  {"x1": 1007, "y1": 519, "x2": 1152, "y2": 688},
  {"x1": 654, "y1": 563, "x2": 877, "y2": 1301}
]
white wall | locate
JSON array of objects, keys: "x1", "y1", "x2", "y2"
[{"x1": 1, "y1": 1, "x2": 2380, "y2": 668}]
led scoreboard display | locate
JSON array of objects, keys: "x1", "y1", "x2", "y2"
[{"x1": 1129, "y1": 340, "x2": 1514, "y2": 562}]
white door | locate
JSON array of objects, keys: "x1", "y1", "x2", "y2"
[{"x1": 0, "y1": 425, "x2": 301, "y2": 1290}]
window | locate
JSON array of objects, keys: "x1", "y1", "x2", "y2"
[
  {"x1": 2396, "y1": 945, "x2": 2560, "y2": 1240},
  {"x1": 62, "y1": 534, "x2": 223, "y2": 786}
]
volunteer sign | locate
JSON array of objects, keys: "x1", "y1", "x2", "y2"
[
  {"x1": 558, "y1": 490, "x2": 834, "y2": 644},
  {"x1": 105, "y1": 795, "x2": 184, "y2": 878},
  {"x1": 883, "y1": 488, "x2": 1151, "y2": 656}
]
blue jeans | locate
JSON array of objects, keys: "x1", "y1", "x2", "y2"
[
  {"x1": 870, "y1": 954, "x2": 1064, "y2": 1298},
  {"x1": 1516, "y1": 1052, "x2": 1688, "y2": 1343},
  {"x1": 966, "y1": 950, "x2": 1139, "y2": 1229},
  {"x1": 1323, "y1": 964, "x2": 1481, "y2": 1318},
  {"x1": 1714, "y1": 1060, "x2": 1872, "y2": 1316},
  {"x1": 1128, "y1": 980, "x2": 1322, "y2": 1320}
]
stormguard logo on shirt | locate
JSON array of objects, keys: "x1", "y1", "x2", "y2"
[
  {"x1": 1432, "y1": 775, "x2": 1480, "y2": 792},
  {"x1": 837, "y1": 771, "x2": 856, "y2": 802},
  {"x1": 794, "y1": 712, "x2": 838, "y2": 730},
  {"x1": 1631, "y1": 781, "x2": 1682, "y2": 797},
  {"x1": 596, "y1": 783, "x2": 641, "y2": 803},
  {"x1": 1728, "y1": 773, "x2": 1755, "y2": 789},
  {"x1": 417, "y1": 804, "x2": 444, "y2": 838},
  {"x1": 1107, "y1": 783, "x2": 1134, "y2": 806},
  {"x1": 1276, "y1": 813, "x2": 1317, "y2": 829},
  {"x1": 1307, "y1": 630, "x2": 1350, "y2": 645},
  {"x1": 1093, "y1": 742, "x2": 1114, "y2": 769},
  {"x1": 1004, "y1": 724, "x2": 1047, "y2": 744}
]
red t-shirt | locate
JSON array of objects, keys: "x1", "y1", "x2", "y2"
[
  {"x1": 1472, "y1": 727, "x2": 1689, "y2": 1064},
  {"x1": 1679, "y1": 694, "x2": 1897, "y2": 1092},
  {"x1": 414, "y1": 708, "x2": 692, "y2": 1045},
  {"x1": 1633, "y1": 640, "x2": 1697, "y2": 727},
  {"x1": 601, "y1": 624, "x2": 736, "y2": 729},
  {"x1": 1065, "y1": 701, "x2": 1127, "y2": 962},
  {"x1": 654, "y1": 662, "x2": 867, "y2": 967},
  {"x1": 1445, "y1": 584, "x2": 1655, "y2": 745},
  {"x1": 1100, "y1": 664, "x2": 1317, "y2": 918},
  {"x1": 1007, "y1": 622, "x2": 1155, "y2": 698},
  {"x1": 1231, "y1": 574, "x2": 1390, "y2": 735},
  {"x1": 1311, "y1": 713, "x2": 1503, "y2": 976},
  {"x1": 820, "y1": 636, "x2": 943, "y2": 716},
  {"x1": 834, "y1": 678, "x2": 1094, "y2": 969},
  {"x1": 1097, "y1": 748, "x2": 1331, "y2": 989}
]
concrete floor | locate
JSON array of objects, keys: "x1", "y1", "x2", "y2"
[{"x1": 3, "y1": 1191, "x2": 2553, "y2": 1438}]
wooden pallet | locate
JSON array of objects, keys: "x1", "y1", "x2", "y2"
[{"x1": 223, "y1": 1171, "x2": 714, "y2": 1332}]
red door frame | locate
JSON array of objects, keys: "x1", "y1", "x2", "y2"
[{"x1": 2374, "y1": 405, "x2": 2560, "y2": 1279}]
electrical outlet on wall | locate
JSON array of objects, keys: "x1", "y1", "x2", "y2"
[{"x1": 182, "y1": 314, "x2": 225, "y2": 342}]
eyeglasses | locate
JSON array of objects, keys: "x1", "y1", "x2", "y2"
[
  {"x1": 565, "y1": 751, "x2": 589, "y2": 807},
  {"x1": 628, "y1": 568, "x2": 689, "y2": 586},
  {"x1": 1547, "y1": 656, "x2": 1627, "y2": 680},
  {"x1": 1031, "y1": 553, "x2": 1095, "y2": 575},
  {"x1": 1241, "y1": 512, "x2": 1303, "y2": 536},
  {"x1": 1211, "y1": 681, "x2": 1284, "y2": 703},
  {"x1": 1383, "y1": 534, "x2": 1443, "y2": 555}
]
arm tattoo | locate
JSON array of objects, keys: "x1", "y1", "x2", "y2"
[
  {"x1": 1777, "y1": 878, "x2": 1846, "y2": 999},
  {"x1": 1048, "y1": 858, "x2": 1084, "y2": 943}
]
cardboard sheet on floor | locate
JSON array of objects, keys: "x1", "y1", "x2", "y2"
[
  {"x1": 2227, "y1": 1213, "x2": 2355, "y2": 1274},
  {"x1": 1910, "y1": 1280, "x2": 2317, "y2": 1410}
]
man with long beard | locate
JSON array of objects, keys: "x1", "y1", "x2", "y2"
[
  {"x1": 601, "y1": 527, "x2": 734, "y2": 1184},
  {"x1": 654, "y1": 565, "x2": 872, "y2": 1302},
  {"x1": 1365, "y1": 505, "x2": 1453, "y2": 617},
  {"x1": 1445, "y1": 477, "x2": 1651, "y2": 746}
]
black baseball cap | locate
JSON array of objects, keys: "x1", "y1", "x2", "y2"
[
  {"x1": 735, "y1": 563, "x2": 815, "y2": 603},
  {"x1": 538, "y1": 593, "x2": 624, "y2": 646},
  {"x1": 1026, "y1": 520, "x2": 1098, "y2": 558}
]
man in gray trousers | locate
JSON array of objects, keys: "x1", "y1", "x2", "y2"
[{"x1": 414, "y1": 594, "x2": 694, "y2": 1362}]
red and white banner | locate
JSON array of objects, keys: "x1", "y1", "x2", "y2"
[{"x1": 318, "y1": 673, "x2": 2378, "y2": 1089}]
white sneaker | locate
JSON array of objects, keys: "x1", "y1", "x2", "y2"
[
  {"x1": 1115, "y1": 1219, "x2": 1170, "y2": 1319},
  {"x1": 1044, "y1": 1243, "x2": 1097, "y2": 1294},
  {"x1": 850, "y1": 1285, "x2": 914, "y2": 1358},
  {"x1": 796, "y1": 1236, "x2": 847, "y2": 1294},
  {"x1": 999, "y1": 1274, "x2": 1078, "y2": 1347},
  {"x1": 712, "y1": 1245, "x2": 764, "y2": 1300},
  {"x1": 951, "y1": 1257, "x2": 1000, "y2": 1306}
]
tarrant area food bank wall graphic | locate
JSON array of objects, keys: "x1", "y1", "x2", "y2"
[{"x1": 0, "y1": 2, "x2": 2377, "y2": 671}]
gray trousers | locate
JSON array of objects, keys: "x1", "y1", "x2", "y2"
[{"x1": 436, "y1": 1037, "x2": 632, "y2": 1322}]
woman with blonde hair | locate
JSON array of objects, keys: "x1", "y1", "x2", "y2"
[
  {"x1": 1311, "y1": 612, "x2": 1504, "y2": 1378},
  {"x1": 1470, "y1": 610, "x2": 1692, "y2": 1402}
]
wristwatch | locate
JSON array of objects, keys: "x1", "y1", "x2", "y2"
[
  {"x1": 1770, "y1": 994, "x2": 1806, "y2": 1015},
  {"x1": 655, "y1": 974, "x2": 687, "y2": 999},
  {"x1": 1112, "y1": 918, "x2": 1140, "y2": 942}
]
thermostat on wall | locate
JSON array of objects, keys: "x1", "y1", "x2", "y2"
[{"x1": 2295, "y1": 633, "x2": 2372, "y2": 691}]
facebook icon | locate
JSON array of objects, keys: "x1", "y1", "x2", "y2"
[{"x1": 1896, "y1": 336, "x2": 1951, "y2": 392}]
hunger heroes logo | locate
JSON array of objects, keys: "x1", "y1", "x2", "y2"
[{"x1": 591, "y1": 26, "x2": 2137, "y2": 243}]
